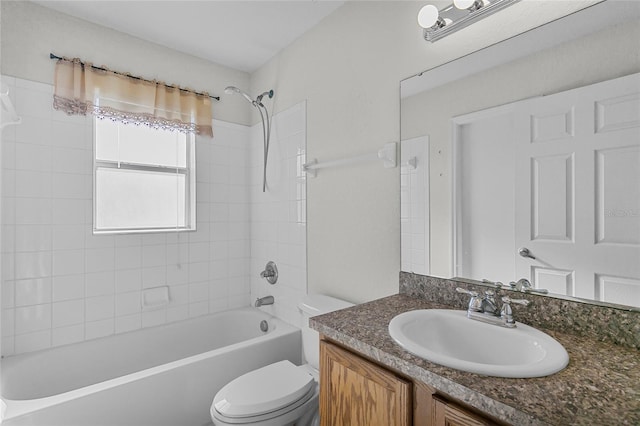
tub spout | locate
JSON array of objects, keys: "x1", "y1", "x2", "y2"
[{"x1": 255, "y1": 296, "x2": 274, "y2": 307}]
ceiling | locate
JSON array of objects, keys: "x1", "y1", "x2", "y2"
[{"x1": 32, "y1": 0, "x2": 345, "y2": 73}]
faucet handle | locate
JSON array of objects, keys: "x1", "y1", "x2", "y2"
[
  {"x1": 456, "y1": 287, "x2": 478, "y2": 296},
  {"x1": 501, "y1": 296, "x2": 531, "y2": 306},
  {"x1": 481, "y1": 279, "x2": 503, "y2": 289},
  {"x1": 260, "y1": 261, "x2": 278, "y2": 284},
  {"x1": 500, "y1": 296, "x2": 531, "y2": 327},
  {"x1": 456, "y1": 287, "x2": 482, "y2": 312}
]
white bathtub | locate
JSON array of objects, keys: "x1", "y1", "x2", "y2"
[{"x1": 1, "y1": 308, "x2": 301, "y2": 426}]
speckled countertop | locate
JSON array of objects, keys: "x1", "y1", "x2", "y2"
[{"x1": 310, "y1": 294, "x2": 640, "y2": 426}]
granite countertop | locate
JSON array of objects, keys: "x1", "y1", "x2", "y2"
[{"x1": 310, "y1": 294, "x2": 640, "y2": 426}]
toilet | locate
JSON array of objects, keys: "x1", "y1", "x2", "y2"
[{"x1": 210, "y1": 294, "x2": 353, "y2": 426}]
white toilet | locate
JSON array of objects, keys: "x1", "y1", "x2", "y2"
[{"x1": 210, "y1": 294, "x2": 353, "y2": 426}]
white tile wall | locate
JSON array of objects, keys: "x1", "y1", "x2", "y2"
[
  {"x1": 400, "y1": 136, "x2": 430, "y2": 275},
  {"x1": 250, "y1": 102, "x2": 308, "y2": 326},
  {"x1": 1, "y1": 76, "x2": 253, "y2": 356}
]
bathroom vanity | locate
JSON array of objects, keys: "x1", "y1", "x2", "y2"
[
  {"x1": 320, "y1": 338, "x2": 498, "y2": 426},
  {"x1": 311, "y1": 275, "x2": 640, "y2": 426}
]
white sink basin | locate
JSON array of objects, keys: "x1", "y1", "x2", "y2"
[{"x1": 388, "y1": 309, "x2": 569, "y2": 378}]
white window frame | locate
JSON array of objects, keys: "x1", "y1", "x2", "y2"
[{"x1": 92, "y1": 119, "x2": 196, "y2": 234}]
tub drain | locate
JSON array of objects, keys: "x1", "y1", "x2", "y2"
[{"x1": 260, "y1": 320, "x2": 269, "y2": 333}]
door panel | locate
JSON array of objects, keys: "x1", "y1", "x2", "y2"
[
  {"x1": 531, "y1": 153, "x2": 574, "y2": 241},
  {"x1": 532, "y1": 267, "x2": 574, "y2": 296},
  {"x1": 595, "y1": 93, "x2": 640, "y2": 133},
  {"x1": 595, "y1": 274, "x2": 640, "y2": 306},
  {"x1": 530, "y1": 107, "x2": 575, "y2": 143},
  {"x1": 595, "y1": 145, "x2": 640, "y2": 245}
]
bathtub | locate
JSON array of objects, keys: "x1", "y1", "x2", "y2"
[{"x1": 1, "y1": 308, "x2": 301, "y2": 426}]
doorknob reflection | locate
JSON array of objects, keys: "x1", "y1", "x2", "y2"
[{"x1": 518, "y1": 247, "x2": 536, "y2": 260}]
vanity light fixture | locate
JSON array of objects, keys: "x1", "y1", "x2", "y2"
[{"x1": 418, "y1": 0, "x2": 519, "y2": 42}]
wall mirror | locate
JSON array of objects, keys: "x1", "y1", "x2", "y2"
[{"x1": 400, "y1": 1, "x2": 640, "y2": 310}]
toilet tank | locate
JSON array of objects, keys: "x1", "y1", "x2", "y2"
[{"x1": 297, "y1": 294, "x2": 354, "y2": 370}]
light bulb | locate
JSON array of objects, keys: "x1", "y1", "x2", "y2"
[
  {"x1": 454, "y1": 0, "x2": 482, "y2": 10},
  {"x1": 417, "y1": 5, "x2": 440, "y2": 29}
]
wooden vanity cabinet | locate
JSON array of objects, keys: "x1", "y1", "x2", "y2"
[
  {"x1": 432, "y1": 395, "x2": 496, "y2": 426},
  {"x1": 320, "y1": 338, "x2": 503, "y2": 426},
  {"x1": 319, "y1": 339, "x2": 412, "y2": 426}
]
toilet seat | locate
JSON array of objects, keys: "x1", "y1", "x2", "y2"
[{"x1": 212, "y1": 360, "x2": 317, "y2": 424}]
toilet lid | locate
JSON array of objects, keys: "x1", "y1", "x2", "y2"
[{"x1": 213, "y1": 360, "x2": 315, "y2": 418}]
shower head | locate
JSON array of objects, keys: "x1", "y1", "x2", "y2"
[
  {"x1": 224, "y1": 86, "x2": 254, "y2": 104},
  {"x1": 224, "y1": 86, "x2": 274, "y2": 193}
]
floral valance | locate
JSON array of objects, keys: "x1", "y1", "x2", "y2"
[{"x1": 53, "y1": 57, "x2": 213, "y2": 137}]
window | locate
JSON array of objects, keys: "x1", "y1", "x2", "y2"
[{"x1": 93, "y1": 119, "x2": 195, "y2": 233}]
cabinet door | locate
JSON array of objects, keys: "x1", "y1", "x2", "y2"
[
  {"x1": 433, "y1": 396, "x2": 495, "y2": 426},
  {"x1": 320, "y1": 340, "x2": 412, "y2": 426}
]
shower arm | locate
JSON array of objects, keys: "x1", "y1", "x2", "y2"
[{"x1": 256, "y1": 90, "x2": 274, "y2": 105}]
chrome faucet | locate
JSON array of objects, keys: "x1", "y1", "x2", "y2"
[
  {"x1": 255, "y1": 295, "x2": 274, "y2": 307},
  {"x1": 480, "y1": 289, "x2": 499, "y2": 315},
  {"x1": 509, "y1": 278, "x2": 549, "y2": 294},
  {"x1": 456, "y1": 287, "x2": 531, "y2": 328},
  {"x1": 456, "y1": 288, "x2": 482, "y2": 312}
]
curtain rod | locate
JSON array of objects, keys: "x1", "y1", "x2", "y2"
[{"x1": 49, "y1": 53, "x2": 220, "y2": 101}]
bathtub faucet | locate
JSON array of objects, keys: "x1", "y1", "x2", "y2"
[{"x1": 255, "y1": 296, "x2": 275, "y2": 307}]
